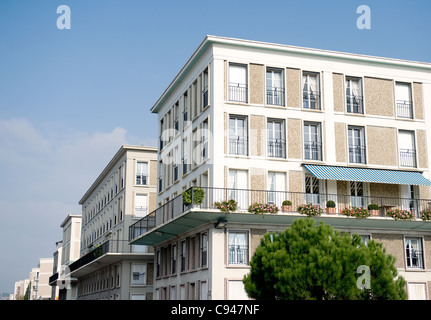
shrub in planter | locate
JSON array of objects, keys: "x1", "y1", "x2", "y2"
[
  {"x1": 248, "y1": 203, "x2": 279, "y2": 215},
  {"x1": 297, "y1": 203, "x2": 323, "y2": 217},
  {"x1": 326, "y1": 200, "x2": 336, "y2": 214},
  {"x1": 420, "y1": 208, "x2": 431, "y2": 221},
  {"x1": 367, "y1": 203, "x2": 380, "y2": 217},
  {"x1": 386, "y1": 208, "x2": 414, "y2": 221},
  {"x1": 340, "y1": 207, "x2": 370, "y2": 219},
  {"x1": 182, "y1": 187, "x2": 205, "y2": 206},
  {"x1": 213, "y1": 199, "x2": 238, "y2": 213},
  {"x1": 281, "y1": 200, "x2": 292, "y2": 212}
]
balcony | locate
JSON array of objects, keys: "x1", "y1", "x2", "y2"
[
  {"x1": 267, "y1": 138, "x2": 286, "y2": 158},
  {"x1": 129, "y1": 187, "x2": 431, "y2": 245},
  {"x1": 229, "y1": 82, "x2": 248, "y2": 103},
  {"x1": 400, "y1": 149, "x2": 417, "y2": 168},
  {"x1": 349, "y1": 145, "x2": 366, "y2": 164},
  {"x1": 229, "y1": 136, "x2": 248, "y2": 156},
  {"x1": 346, "y1": 94, "x2": 363, "y2": 114},
  {"x1": 303, "y1": 90, "x2": 321, "y2": 110},
  {"x1": 397, "y1": 100, "x2": 413, "y2": 119},
  {"x1": 304, "y1": 141, "x2": 322, "y2": 161},
  {"x1": 267, "y1": 87, "x2": 285, "y2": 106}
]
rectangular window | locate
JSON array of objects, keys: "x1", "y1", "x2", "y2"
[
  {"x1": 134, "y1": 194, "x2": 148, "y2": 218},
  {"x1": 268, "y1": 172, "x2": 286, "y2": 207},
  {"x1": 201, "y1": 232, "x2": 208, "y2": 268},
  {"x1": 202, "y1": 69, "x2": 209, "y2": 107},
  {"x1": 408, "y1": 283, "x2": 427, "y2": 300},
  {"x1": 266, "y1": 68, "x2": 284, "y2": 106},
  {"x1": 229, "y1": 63, "x2": 248, "y2": 103},
  {"x1": 346, "y1": 77, "x2": 363, "y2": 114},
  {"x1": 348, "y1": 126, "x2": 366, "y2": 164},
  {"x1": 399, "y1": 130, "x2": 416, "y2": 168},
  {"x1": 396, "y1": 82, "x2": 413, "y2": 119},
  {"x1": 228, "y1": 231, "x2": 249, "y2": 265},
  {"x1": 228, "y1": 169, "x2": 248, "y2": 210},
  {"x1": 131, "y1": 264, "x2": 147, "y2": 285},
  {"x1": 180, "y1": 240, "x2": 186, "y2": 272},
  {"x1": 156, "y1": 250, "x2": 161, "y2": 277},
  {"x1": 267, "y1": 119, "x2": 286, "y2": 158},
  {"x1": 182, "y1": 137, "x2": 189, "y2": 175},
  {"x1": 405, "y1": 237, "x2": 424, "y2": 269},
  {"x1": 136, "y1": 162, "x2": 148, "y2": 185},
  {"x1": 229, "y1": 115, "x2": 248, "y2": 156},
  {"x1": 202, "y1": 119, "x2": 209, "y2": 160},
  {"x1": 303, "y1": 72, "x2": 321, "y2": 110},
  {"x1": 171, "y1": 244, "x2": 177, "y2": 275},
  {"x1": 173, "y1": 146, "x2": 179, "y2": 182},
  {"x1": 305, "y1": 175, "x2": 321, "y2": 205},
  {"x1": 304, "y1": 122, "x2": 322, "y2": 161}
]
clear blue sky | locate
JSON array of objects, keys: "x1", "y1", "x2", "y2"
[{"x1": 0, "y1": 0, "x2": 430, "y2": 295}]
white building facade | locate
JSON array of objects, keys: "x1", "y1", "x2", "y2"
[{"x1": 130, "y1": 36, "x2": 431, "y2": 300}]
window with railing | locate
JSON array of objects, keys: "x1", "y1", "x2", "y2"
[
  {"x1": 405, "y1": 237, "x2": 424, "y2": 269},
  {"x1": 136, "y1": 162, "x2": 148, "y2": 185},
  {"x1": 304, "y1": 122, "x2": 322, "y2": 161},
  {"x1": 346, "y1": 77, "x2": 363, "y2": 114},
  {"x1": 396, "y1": 82, "x2": 413, "y2": 119},
  {"x1": 202, "y1": 69, "x2": 209, "y2": 107},
  {"x1": 266, "y1": 67, "x2": 284, "y2": 106},
  {"x1": 228, "y1": 231, "x2": 249, "y2": 265},
  {"x1": 201, "y1": 233, "x2": 208, "y2": 268},
  {"x1": 303, "y1": 71, "x2": 321, "y2": 110},
  {"x1": 229, "y1": 115, "x2": 248, "y2": 156},
  {"x1": 348, "y1": 126, "x2": 366, "y2": 164},
  {"x1": 229, "y1": 63, "x2": 248, "y2": 103},
  {"x1": 399, "y1": 130, "x2": 416, "y2": 168},
  {"x1": 267, "y1": 119, "x2": 286, "y2": 158}
]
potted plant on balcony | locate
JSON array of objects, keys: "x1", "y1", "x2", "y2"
[
  {"x1": 326, "y1": 200, "x2": 336, "y2": 214},
  {"x1": 367, "y1": 203, "x2": 380, "y2": 217},
  {"x1": 281, "y1": 200, "x2": 292, "y2": 213},
  {"x1": 182, "y1": 187, "x2": 205, "y2": 207},
  {"x1": 248, "y1": 203, "x2": 279, "y2": 215},
  {"x1": 420, "y1": 208, "x2": 431, "y2": 221},
  {"x1": 213, "y1": 199, "x2": 238, "y2": 213},
  {"x1": 340, "y1": 207, "x2": 370, "y2": 219},
  {"x1": 297, "y1": 203, "x2": 323, "y2": 217},
  {"x1": 386, "y1": 208, "x2": 414, "y2": 221}
]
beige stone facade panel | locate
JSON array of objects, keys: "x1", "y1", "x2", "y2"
[
  {"x1": 286, "y1": 68, "x2": 301, "y2": 108},
  {"x1": 413, "y1": 82, "x2": 424, "y2": 120},
  {"x1": 364, "y1": 77, "x2": 394, "y2": 117},
  {"x1": 287, "y1": 118, "x2": 302, "y2": 159},
  {"x1": 289, "y1": 171, "x2": 303, "y2": 193},
  {"x1": 425, "y1": 236, "x2": 431, "y2": 270},
  {"x1": 249, "y1": 63, "x2": 264, "y2": 105},
  {"x1": 250, "y1": 115, "x2": 265, "y2": 157},
  {"x1": 149, "y1": 160, "x2": 158, "y2": 186},
  {"x1": 333, "y1": 73, "x2": 345, "y2": 113},
  {"x1": 335, "y1": 122, "x2": 346, "y2": 163},
  {"x1": 149, "y1": 191, "x2": 157, "y2": 212},
  {"x1": 417, "y1": 129, "x2": 428, "y2": 169},
  {"x1": 250, "y1": 228, "x2": 266, "y2": 258},
  {"x1": 419, "y1": 185, "x2": 431, "y2": 200},
  {"x1": 369, "y1": 183, "x2": 400, "y2": 198},
  {"x1": 366, "y1": 126, "x2": 397, "y2": 166},
  {"x1": 372, "y1": 233, "x2": 404, "y2": 269},
  {"x1": 250, "y1": 168, "x2": 265, "y2": 204}
]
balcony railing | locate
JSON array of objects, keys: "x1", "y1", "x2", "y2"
[
  {"x1": 228, "y1": 245, "x2": 249, "y2": 265},
  {"x1": 400, "y1": 149, "x2": 417, "y2": 168},
  {"x1": 346, "y1": 95, "x2": 363, "y2": 114},
  {"x1": 268, "y1": 138, "x2": 286, "y2": 158},
  {"x1": 303, "y1": 90, "x2": 321, "y2": 110},
  {"x1": 349, "y1": 145, "x2": 366, "y2": 164},
  {"x1": 397, "y1": 100, "x2": 413, "y2": 119},
  {"x1": 229, "y1": 83, "x2": 248, "y2": 103},
  {"x1": 304, "y1": 141, "x2": 322, "y2": 161},
  {"x1": 267, "y1": 87, "x2": 285, "y2": 106},
  {"x1": 229, "y1": 136, "x2": 248, "y2": 155},
  {"x1": 129, "y1": 187, "x2": 431, "y2": 243}
]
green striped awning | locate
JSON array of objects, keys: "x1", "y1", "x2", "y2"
[{"x1": 303, "y1": 164, "x2": 431, "y2": 186}]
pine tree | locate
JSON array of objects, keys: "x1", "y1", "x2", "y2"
[{"x1": 243, "y1": 218, "x2": 407, "y2": 300}]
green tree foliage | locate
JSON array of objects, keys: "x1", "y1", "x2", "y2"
[{"x1": 243, "y1": 218, "x2": 407, "y2": 300}]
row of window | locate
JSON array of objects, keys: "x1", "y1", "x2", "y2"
[
  {"x1": 78, "y1": 263, "x2": 149, "y2": 298},
  {"x1": 228, "y1": 62, "x2": 417, "y2": 119},
  {"x1": 229, "y1": 114, "x2": 418, "y2": 167}
]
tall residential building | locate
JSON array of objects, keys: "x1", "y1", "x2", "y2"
[
  {"x1": 29, "y1": 258, "x2": 54, "y2": 300},
  {"x1": 12, "y1": 279, "x2": 30, "y2": 300},
  {"x1": 70, "y1": 145, "x2": 158, "y2": 300},
  {"x1": 49, "y1": 214, "x2": 82, "y2": 300},
  {"x1": 130, "y1": 36, "x2": 431, "y2": 300}
]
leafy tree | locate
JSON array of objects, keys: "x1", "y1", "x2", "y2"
[
  {"x1": 23, "y1": 282, "x2": 30, "y2": 300},
  {"x1": 243, "y1": 218, "x2": 406, "y2": 300}
]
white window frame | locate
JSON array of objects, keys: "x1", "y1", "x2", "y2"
[
  {"x1": 348, "y1": 126, "x2": 366, "y2": 164},
  {"x1": 304, "y1": 122, "x2": 322, "y2": 161},
  {"x1": 345, "y1": 76, "x2": 363, "y2": 114},
  {"x1": 228, "y1": 63, "x2": 248, "y2": 103},
  {"x1": 405, "y1": 237, "x2": 425, "y2": 270},
  {"x1": 131, "y1": 263, "x2": 147, "y2": 286},
  {"x1": 266, "y1": 67, "x2": 285, "y2": 106},
  {"x1": 302, "y1": 71, "x2": 321, "y2": 110},
  {"x1": 227, "y1": 230, "x2": 249, "y2": 266}
]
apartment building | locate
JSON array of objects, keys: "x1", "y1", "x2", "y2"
[
  {"x1": 69, "y1": 145, "x2": 157, "y2": 300},
  {"x1": 29, "y1": 258, "x2": 54, "y2": 300},
  {"x1": 130, "y1": 36, "x2": 431, "y2": 300},
  {"x1": 49, "y1": 214, "x2": 82, "y2": 300}
]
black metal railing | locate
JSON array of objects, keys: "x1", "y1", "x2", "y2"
[
  {"x1": 397, "y1": 100, "x2": 413, "y2": 119},
  {"x1": 229, "y1": 136, "x2": 248, "y2": 156},
  {"x1": 346, "y1": 95, "x2": 363, "y2": 114},
  {"x1": 406, "y1": 249, "x2": 424, "y2": 269},
  {"x1": 129, "y1": 186, "x2": 431, "y2": 243},
  {"x1": 267, "y1": 138, "x2": 286, "y2": 158},
  {"x1": 229, "y1": 83, "x2": 248, "y2": 103},
  {"x1": 228, "y1": 245, "x2": 249, "y2": 265},
  {"x1": 267, "y1": 87, "x2": 285, "y2": 106},
  {"x1": 400, "y1": 149, "x2": 417, "y2": 168},
  {"x1": 303, "y1": 90, "x2": 321, "y2": 110},
  {"x1": 304, "y1": 141, "x2": 322, "y2": 161},
  {"x1": 349, "y1": 145, "x2": 367, "y2": 164}
]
